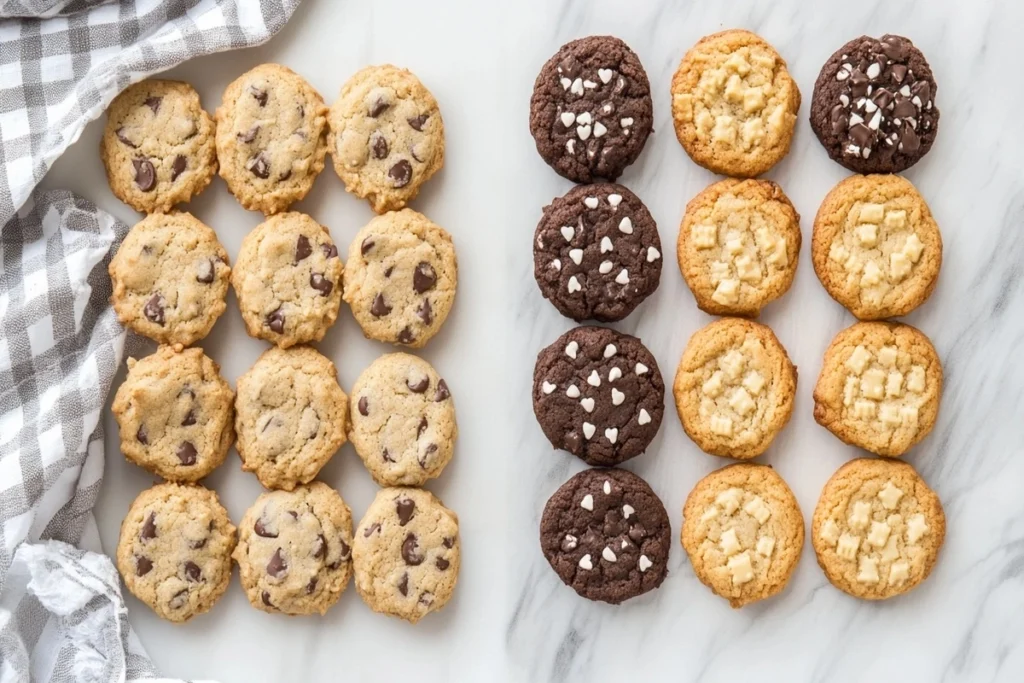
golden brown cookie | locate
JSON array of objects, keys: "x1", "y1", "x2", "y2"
[
  {"x1": 813, "y1": 321, "x2": 941, "y2": 457},
  {"x1": 671, "y1": 30, "x2": 800, "y2": 177},
  {"x1": 812, "y1": 174, "x2": 941, "y2": 319},
  {"x1": 678, "y1": 179, "x2": 800, "y2": 316},
  {"x1": 674, "y1": 318, "x2": 796, "y2": 459},
  {"x1": 812, "y1": 458, "x2": 945, "y2": 600},
  {"x1": 682, "y1": 463, "x2": 803, "y2": 607}
]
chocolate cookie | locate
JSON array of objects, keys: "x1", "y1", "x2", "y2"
[
  {"x1": 534, "y1": 184, "x2": 662, "y2": 322},
  {"x1": 533, "y1": 326, "x2": 664, "y2": 466},
  {"x1": 530, "y1": 36, "x2": 653, "y2": 183},
  {"x1": 810, "y1": 35, "x2": 939, "y2": 174},
  {"x1": 540, "y1": 468, "x2": 670, "y2": 604}
]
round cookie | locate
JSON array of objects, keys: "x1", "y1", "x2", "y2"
[
  {"x1": 343, "y1": 209, "x2": 457, "y2": 348},
  {"x1": 813, "y1": 321, "x2": 941, "y2": 457},
  {"x1": 540, "y1": 468, "x2": 670, "y2": 604},
  {"x1": 671, "y1": 29, "x2": 800, "y2": 178},
  {"x1": 108, "y1": 212, "x2": 230, "y2": 347},
  {"x1": 812, "y1": 458, "x2": 945, "y2": 600},
  {"x1": 674, "y1": 318, "x2": 796, "y2": 460},
  {"x1": 329, "y1": 65, "x2": 444, "y2": 214},
  {"x1": 101, "y1": 79, "x2": 217, "y2": 213},
  {"x1": 533, "y1": 326, "x2": 664, "y2": 466},
  {"x1": 215, "y1": 64, "x2": 328, "y2": 214},
  {"x1": 810, "y1": 35, "x2": 939, "y2": 174},
  {"x1": 529, "y1": 36, "x2": 653, "y2": 183},
  {"x1": 116, "y1": 483, "x2": 236, "y2": 623},
  {"x1": 681, "y1": 463, "x2": 803, "y2": 608},
  {"x1": 232, "y1": 212, "x2": 344, "y2": 348},
  {"x1": 533, "y1": 183, "x2": 662, "y2": 322},
  {"x1": 353, "y1": 487, "x2": 460, "y2": 624},
  {"x1": 235, "y1": 346, "x2": 348, "y2": 490},
  {"x1": 234, "y1": 482, "x2": 353, "y2": 616},
  {"x1": 349, "y1": 353, "x2": 456, "y2": 487},
  {"x1": 678, "y1": 179, "x2": 800, "y2": 317},
  {"x1": 112, "y1": 345, "x2": 234, "y2": 482},
  {"x1": 812, "y1": 174, "x2": 942, "y2": 320}
]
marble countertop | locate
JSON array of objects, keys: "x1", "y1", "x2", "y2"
[{"x1": 36, "y1": 0, "x2": 1024, "y2": 681}]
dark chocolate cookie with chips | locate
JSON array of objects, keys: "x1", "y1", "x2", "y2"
[
  {"x1": 530, "y1": 36, "x2": 653, "y2": 183},
  {"x1": 534, "y1": 184, "x2": 662, "y2": 322},
  {"x1": 810, "y1": 34, "x2": 939, "y2": 173},
  {"x1": 533, "y1": 326, "x2": 664, "y2": 466},
  {"x1": 540, "y1": 468, "x2": 670, "y2": 603}
]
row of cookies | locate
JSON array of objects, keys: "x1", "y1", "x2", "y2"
[{"x1": 102, "y1": 64, "x2": 443, "y2": 216}]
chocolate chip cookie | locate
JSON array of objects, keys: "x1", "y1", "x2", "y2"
[
  {"x1": 343, "y1": 209, "x2": 457, "y2": 348},
  {"x1": 349, "y1": 353, "x2": 456, "y2": 487},
  {"x1": 235, "y1": 346, "x2": 348, "y2": 490},
  {"x1": 232, "y1": 212, "x2": 343, "y2": 348},
  {"x1": 234, "y1": 482, "x2": 354, "y2": 616},
  {"x1": 540, "y1": 468, "x2": 670, "y2": 604},
  {"x1": 329, "y1": 65, "x2": 444, "y2": 214},
  {"x1": 112, "y1": 345, "x2": 234, "y2": 482},
  {"x1": 116, "y1": 483, "x2": 236, "y2": 623},
  {"x1": 108, "y1": 212, "x2": 231, "y2": 346},
  {"x1": 101, "y1": 79, "x2": 217, "y2": 213},
  {"x1": 534, "y1": 183, "x2": 662, "y2": 322},
  {"x1": 810, "y1": 35, "x2": 939, "y2": 174},
  {"x1": 530, "y1": 36, "x2": 653, "y2": 183},
  {"x1": 533, "y1": 326, "x2": 664, "y2": 466},
  {"x1": 353, "y1": 487, "x2": 460, "y2": 624},
  {"x1": 215, "y1": 64, "x2": 328, "y2": 214}
]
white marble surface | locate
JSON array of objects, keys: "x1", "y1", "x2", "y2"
[{"x1": 36, "y1": 0, "x2": 1024, "y2": 681}]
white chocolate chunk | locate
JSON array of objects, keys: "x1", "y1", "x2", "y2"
[
  {"x1": 719, "y1": 349, "x2": 745, "y2": 379},
  {"x1": 820, "y1": 519, "x2": 841, "y2": 545},
  {"x1": 855, "y1": 223, "x2": 878, "y2": 247},
  {"x1": 744, "y1": 496, "x2": 771, "y2": 524},
  {"x1": 903, "y1": 233, "x2": 924, "y2": 262},
  {"x1": 836, "y1": 533, "x2": 860, "y2": 560},
  {"x1": 861, "y1": 260, "x2": 882, "y2": 286},
  {"x1": 877, "y1": 345, "x2": 898, "y2": 367},
  {"x1": 701, "y1": 506, "x2": 719, "y2": 522},
  {"x1": 889, "y1": 561, "x2": 910, "y2": 584},
  {"x1": 849, "y1": 501, "x2": 872, "y2": 531},
  {"x1": 906, "y1": 514, "x2": 929, "y2": 544},
  {"x1": 880, "y1": 534, "x2": 900, "y2": 563},
  {"x1": 900, "y1": 405, "x2": 919, "y2": 425},
  {"x1": 867, "y1": 521, "x2": 892, "y2": 547},
  {"x1": 859, "y1": 203, "x2": 885, "y2": 223},
  {"x1": 846, "y1": 346, "x2": 872, "y2": 375},
  {"x1": 729, "y1": 387, "x2": 756, "y2": 417},
  {"x1": 857, "y1": 556, "x2": 880, "y2": 584},
  {"x1": 860, "y1": 368, "x2": 886, "y2": 400},
  {"x1": 756, "y1": 536, "x2": 775, "y2": 557},
  {"x1": 692, "y1": 223, "x2": 718, "y2": 249},
  {"x1": 702, "y1": 371, "x2": 725, "y2": 398},
  {"x1": 877, "y1": 481, "x2": 904, "y2": 510},
  {"x1": 906, "y1": 366, "x2": 926, "y2": 393},
  {"x1": 884, "y1": 210, "x2": 907, "y2": 229},
  {"x1": 890, "y1": 252, "x2": 912, "y2": 282},
  {"x1": 720, "y1": 528, "x2": 742, "y2": 556},
  {"x1": 742, "y1": 371, "x2": 765, "y2": 396},
  {"x1": 715, "y1": 488, "x2": 743, "y2": 515},
  {"x1": 727, "y1": 552, "x2": 755, "y2": 585},
  {"x1": 853, "y1": 400, "x2": 877, "y2": 419}
]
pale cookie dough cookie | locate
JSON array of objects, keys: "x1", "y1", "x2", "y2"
[
  {"x1": 674, "y1": 318, "x2": 796, "y2": 459},
  {"x1": 678, "y1": 179, "x2": 800, "y2": 317},
  {"x1": 812, "y1": 458, "x2": 945, "y2": 600},
  {"x1": 353, "y1": 487, "x2": 460, "y2": 624},
  {"x1": 234, "y1": 482, "x2": 353, "y2": 615},
  {"x1": 813, "y1": 321, "x2": 941, "y2": 457},
  {"x1": 215, "y1": 64, "x2": 328, "y2": 214},
  {"x1": 112, "y1": 345, "x2": 234, "y2": 482},
  {"x1": 349, "y1": 353, "x2": 456, "y2": 487},
  {"x1": 108, "y1": 212, "x2": 230, "y2": 346},
  {"x1": 812, "y1": 174, "x2": 942, "y2": 320},
  {"x1": 101, "y1": 79, "x2": 217, "y2": 213},
  {"x1": 116, "y1": 483, "x2": 236, "y2": 623},
  {"x1": 329, "y1": 65, "x2": 444, "y2": 213},
  {"x1": 232, "y1": 212, "x2": 343, "y2": 348},
  {"x1": 682, "y1": 463, "x2": 803, "y2": 607},
  {"x1": 235, "y1": 346, "x2": 348, "y2": 490},
  {"x1": 671, "y1": 30, "x2": 800, "y2": 177},
  {"x1": 343, "y1": 209, "x2": 457, "y2": 348}
]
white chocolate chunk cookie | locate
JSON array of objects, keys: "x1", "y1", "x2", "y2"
[
  {"x1": 813, "y1": 321, "x2": 941, "y2": 457},
  {"x1": 682, "y1": 463, "x2": 803, "y2": 607},
  {"x1": 116, "y1": 483, "x2": 236, "y2": 623},
  {"x1": 812, "y1": 458, "x2": 945, "y2": 600},
  {"x1": 353, "y1": 488, "x2": 460, "y2": 624},
  {"x1": 235, "y1": 346, "x2": 348, "y2": 490},
  {"x1": 234, "y1": 482, "x2": 353, "y2": 615},
  {"x1": 674, "y1": 318, "x2": 796, "y2": 459},
  {"x1": 812, "y1": 174, "x2": 941, "y2": 319},
  {"x1": 349, "y1": 353, "x2": 457, "y2": 487},
  {"x1": 329, "y1": 65, "x2": 444, "y2": 213},
  {"x1": 678, "y1": 178, "x2": 801, "y2": 316}
]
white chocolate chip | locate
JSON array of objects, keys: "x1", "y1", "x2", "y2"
[
  {"x1": 578, "y1": 554, "x2": 593, "y2": 570},
  {"x1": 604, "y1": 344, "x2": 617, "y2": 358},
  {"x1": 563, "y1": 534, "x2": 577, "y2": 550},
  {"x1": 565, "y1": 341, "x2": 578, "y2": 359},
  {"x1": 565, "y1": 139, "x2": 575, "y2": 154},
  {"x1": 600, "y1": 236, "x2": 613, "y2": 253},
  {"x1": 635, "y1": 363, "x2": 648, "y2": 375},
  {"x1": 602, "y1": 546, "x2": 617, "y2": 562},
  {"x1": 584, "y1": 196, "x2": 598, "y2": 209},
  {"x1": 583, "y1": 80, "x2": 597, "y2": 89},
  {"x1": 607, "y1": 194, "x2": 622, "y2": 207},
  {"x1": 542, "y1": 381, "x2": 556, "y2": 394},
  {"x1": 569, "y1": 249, "x2": 583, "y2": 265},
  {"x1": 623, "y1": 504, "x2": 635, "y2": 518},
  {"x1": 604, "y1": 427, "x2": 618, "y2": 444},
  {"x1": 560, "y1": 77, "x2": 571, "y2": 90},
  {"x1": 598, "y1": 68, "x2": 613, "y2": 84},
  {"x1": 587, "y1": 370, "x2": 601, "y2": 387},
  {"x1": 615, "y1": 269, "x2": 629, "y2": 285},
  {"x1": 550, "y1": 259, "x2": 560, "y2": 271},
  {"x1": 638, "y1": 555, "x2": 653, "y2": 572},
  {"x1": 599, "y1": 260, "x2": 613, "y2": 274},
  {"x1": 560, "y1": 226, "x2": 574, "y2": 242},
  {"x1": 603, "y1": 480, "x2": 611, "y2": 494},
  {"x1": 638, "y1": 409, "x2": 651, "y2": 425},
  {"x1": 580, "y1": 494, "x2": 594, "y2": 510},
  {"x1": 611, "y1": 388, "x2": 625, "y2": 406},
  {"x1": 582, "y1": 422, "x2": 596, "y2": 439},
  {"x1": 647, "y1": 246, "x2": 660, "y2": 262},
  {"x1": 593, "y1": 122, "x2": 608, "y2": 138},
  {"x1": 560, "y1": 111, "x2": 576, "y2": 127},
  {"x1": 866, "y1": 62, "x2": 881, "y2": 79},
  {"x1": 620, "y1": 117, "x2": 633, "y2": 128},
  {"x1": 570, "y1": 78, "x2": 584, "y2": 95},
  {"x1": 567, "y1": 276, "x2": 582, "y2": 293},
  {"x1": 576, "y1": 125, "x2": 591, "y2": 140},
  {"x1": 608, "y1": 367, "x2": 622, "y2": 382},
  {"x1": 566, "y1": 384, "x2": 580, "y2": 398},
  {"x1": 580, "y1": 397, "x2": 594, "y2": 413},
  {"x1": 576, "y1": 111, "x2": 592, "y2": 126},
  {"x1": 618, "y1": 217, "x2": 633, "y2": 234}
]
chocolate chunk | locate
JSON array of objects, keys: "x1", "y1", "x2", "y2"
[
  {"x1": 401, "y1": 533, "x2": 424, "y2": 565},
  {"x1": 254, "y1": 518, "x2": 277, "y2": 538},
  {"x1": 309, "y1": 273, "x2": 333, "y2": 296},
  {"x1": 143, "y1": 293, "x2": 165, "y2": 324},
  {"x1": 278, "y1": 169, "x2": 292, "y2": 181},
  {"x1": 168, "y1": 588, "x2": 189, "y2": 610},
  {"x1": 384, "y1": 266, "x2": 394, "y2": 278},
  {"x1": 371, "y1": 132, "x2": 389, "y2": 159},
  {"x1": 442, "y1": 536, "x2": 455, "y2": 548},
  {"x1": 410, "y1": 142, "x2": 426, "y2": 163},
  {"x1": 184, "y1": 561, "x2": 202, "y2": 582},
  {"x1": 419, "y1": 443, "x2": 437, "y2": 468},
  {"x1": 267, "y1": 548, "x2": 288, "y2": 578},
  {"x1": 322, "y1": 243, "x2": 338, "y2": 259},
  {"x1": 881, "y1": 36, "x2": 907, "y2": 61},
  {"x1": 397, "y1": 327, "x2": 415, "y2": 344},
  {"x1": 890, "y1": 63, "x2": 908, "y2": 83},
  {"x1": 358, "y1": 396, "x2": 369, "y2": 416},
  {"x1": 306, "y1": 578, "x2": 318, "y2": 594},
  {"x1": 435, "y1": 557, "x2": 450, "y2": 571},
  {"x1": 262, "y1": 591, "x2": 273, "y2": 607},
  {"x1": 196, "y1": 259, "x2": 215, "y2": 283},
  {"x1": 398, "y1": 572, "x2": 409, "y2": 596},
  {"x1": 287, "y1": 510, "x2": 298, "y2": 520},
  {"x1": 849, "y1": 123, "x2": 873, "y2": 147},
  {"x1": 176, "y1": 442, "x2": 197, "y2": 466},
  {"x1": 295, "y1": 235, "x2": 312, "y2": 263},
  {"x1": 830, "y1": 104, "x2": 847, "y2": 134},
  {"x1": 144, "y1": 96, "x2": 161, "y2": 114},
  {"x1": 388, "y1": 160, "x2": 412, "y2": 188},
  {"x1": 382, "y1": 448, "x2": 394, "y2": 463},
  {"x1": 369, "y1": 97, "x2": 389, "y2": 117},
  {"x1": 249, "y1": 85, "x2": 268, "y2": 106},
  {"x1": 433, "y1": 379, "x2": 450, "y2": 402},
  {"x1": 417, "y1": 417, "x2": 428, "y2": 438},
  {"x1": 116, "y1": 127, "x2": 137, "y2": 148},
  {"x1": 413, "y1": 262, "x2": 437, "y2": 293},
  {"x1": 247, "y1": 153, "x2": 270, "y2": 179},
  {"x1": 189, "y1": 538, "x2": 207, "y2": 550},
  {"x1": 361, "y1": 237, "x2": 375, "y2": 255},
  {"x1": 872, "y1": 88, "x2": 894, "y2": 110},
  {"x1": 893, "y1": 98, "x2": 916, "y2": 119},
  {"x1": 339, "y1": 540, "x2": 351, "y2": 560},
  {"x1": 370, "y1": 293, "x2": 392, "y2": 317},
  {"x1": 136, "y1": 555, "x2": 153, "y2": 576},
  {"x1": 171, "y1": 155, "x2": 187, "y2": 181},
  {"x1": 237, "y1": 125, "x2": 260, "y2": 143},
  {"x1": 314, "y1": 534, "x2": 327, "y2": 559},
  {"x1": 407, "y1": 375, "x2": 429, "y2": 393},
  {"x1": 900, "y1": 122, "x2": 920, "y2": 153},
  {"x1": 140, "y1": 512, "x2": 157, "y2": 541},
  {"x1": 266, "y1": 307, "x2": 285, "y2": 333},
  {"x1": 396, "y1": 498, "x2": 416, "y2": 526},
  {"x1": 181, "y1": 409, "x2": 196, "y2": 427},
  {"x1": 416, "y1": 299, "x2": 433, "y2": 325},
  {"x1": 364, "y1": 522, "x2": 381, "y2": 537},
  {"x1": 910, "y1": 80, "x2": 931, "y2": 104},
  {"x1": 137, "y1": 424, "x2": 149, "y2": 445},
  {"x1": 408, "y1": 114, "x2": 429, "y2": 131},
  {"x1": 132, "y1": 158, "x2": 155, "y2": 191}
]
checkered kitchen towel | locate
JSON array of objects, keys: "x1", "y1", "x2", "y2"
[{"x1": 0, "y1": 2, "x2": 300, "y2": 681}]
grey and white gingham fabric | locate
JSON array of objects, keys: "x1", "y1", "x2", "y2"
[{"x1": 0, "y1": 1, "x2": 300, "y2": 681}]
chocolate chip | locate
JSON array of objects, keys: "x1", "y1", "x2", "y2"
[
  {"x1": 417, "y1": 417, "x2": 428, "y2": 438},
  {"x1": 181, "y1": 409, "x2": 196, "y2": 426},
  {"x1": 136, "y1": 555, "x2": 152, "y2": 576},
  {"x1": 132, "y1": 158, "x2": 155, "y2": 191},
  {"x1": 364, "y1": 522, "x2": 381, "y2": 537},
  {"x1": 397, "y1": 327, "x2": 415, "y2": 344},
  {"x1": 442, "y1": 536, "x2": 455, "y2": 548},
  {"x1": 278, "y1": 169, "x2": 292, "y2": 181},
  {"x1": 196, "y1": 259, "x2": 215, "y2": 283},
  {"x1": 314, "y1": 534, "x2": 327, "y2": 559},
  {"x1": 140, "y1": 512, "x2": 157, "y2": 541},
  {"x1": 382, "y1": 448, "x2": 394, "y2": 463},
  {"x1": 261, "y1": 591, "x2": 273, "y2": 607},
  {"x1": 413, "y1": 262, "x2": 436, "y2": 293},
  {"x1": 136, "y1": 424, "x2": 149, "y2": 445},
  {"x1": 266, "y1": 307, "x2": 285, "y2": 333},
  {"x1": 267, "y1": 548, "x2": 288, "y2": 578},
  {"x1": 237, "y1": 125, "x2": 260, "y2": 143},
  {"x1": 408, "y1": 114, "x2": 429, "y2": 131},
  {"x1": 339, "y1": 540, "x2": 351, "y2": 561},
  {"x1": 398, "y1": 572, "x2": 409, "y2": 596},
  {"x1": 369, "y1": 97, "x2": 389, "y2": 117},
  {"x1": 361, "y1": 237, "x2": 375, "y2": 255},
  {"x1": 322, "y1": 243, "x2": 338, "y2": 259},
  {"x1": 416, "y1": 299, "x2": 433, "y2": 325},
  {"x1": 401, "y1": 533, "x2": 424, "y2": 565},
  {"x1": 628, "y1": 522, "x2": 646, "y2": 543},
  {"x1": 433, "y1": 379, "x2": 450, "y2": 402},
  {"x1": 388, "y1": 160, "x2": 412, "y2": 188},
  {"x1": 370, "y1": 293, "x2": 392, "y2": 317},
  {"x1": 358, "y1": 396, "x2": 369, "y2": 416},
  {"x1": 143, "y1": 293, "x2": 165, "y2": 325},
  {"x1": 295, "y1": 235, "x2": 312, "y2": 263},
  {"x1": 384, "y1": 266, "x2": 394, "y2": 278},
  {"x1": 249, "y1": 85, "x2": 268, "y2": 106},
  {"x1": 190, "y1": 538, "x2": 207, "y2": 550},
  {"x1": 407, "y1": 375, "x2": 429, "y2": 393},
  {"x1": 169, "y1": 588, "x2": 188, "y2": 610},
  {"x1": 115, "y1": 127, "x2": 137, "y2": 148},
  {"x1": 144, "y1": 96, "x2": 161, "y2": 114},
  {"x1": 309, "y1": 273, "x2": 333, "y2": 297},
  {"x1": 254, "y1": 518, "x2": 277, "y2": 538},
  {"x1": 371, "y1": 132, "x2": 389, "y2": 159},
  {"x1": 287, "y1": 510, "x2": 298, "y2": 519},
  {"x1": 396, "y1": 498, "x2": 416, "y2": 526},
  {"x1": 306, "y1": 578, "x2": 318, "y2": 595},
  {"x1": 171, "y1": 155, "x2": 186, "y2": 181},
  {"x1": 435, "y1": 557, "x2": 450, "y2": 571},
  {"x1": 184, "y1": 561, "x2": 202, "y2": 582},
  {"x1": 410, "y1": 143, "x2": 426, "y2": 163},
  {"x1": 247, "y1": 153, "x2": 270, "y2": 179},
  {"x1": 176, "y1": 442, "x2": 197, "y2": 466},
  {"x1": 419, "y1": 443, "x2": 437, "y2": 468}
]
